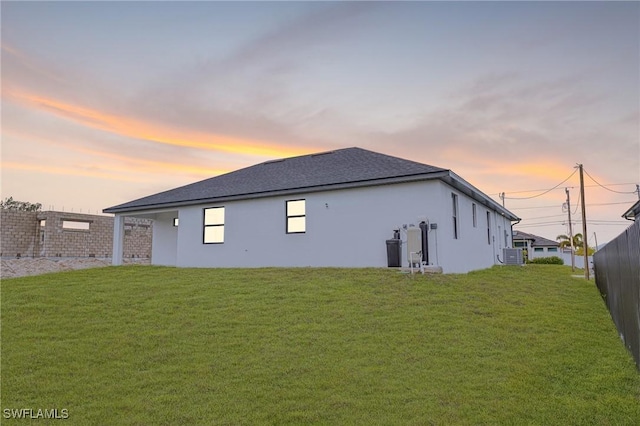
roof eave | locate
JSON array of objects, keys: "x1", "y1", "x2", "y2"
[
  {"x1": 103, "y1": 171, "x2": 451, "y2": 215},
  {"x1": 622, "y1": 200, "x2": 640, "y2": 221},
  {"x1": 441, "y1": 171, "x2": 520, "y2": 222},
  {"x1": 103, "y1": 169, "x2": 521, "y2": 222}
]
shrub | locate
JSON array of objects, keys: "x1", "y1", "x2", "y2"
[{"x1": 530, "y1": 256, "x2": 564, "y2": 265}]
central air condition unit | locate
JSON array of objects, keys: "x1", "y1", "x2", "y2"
[{"x1": 503, "y1": 248, "x2": 523, "y2": 265}]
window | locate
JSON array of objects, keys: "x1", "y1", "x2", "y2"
[
  {"x1": 472, "y1": 203, "x2": 477, "y2": 228},
  {"x1": 514, "y1": 241, "x2": 526, "y2": 248},
  {"x1": 486, "y1": 211, "x2": 491, "y2": 244},
  {"x1": 203, "y1": 207, "x2": 224, "y2": 243},
  {"x1": 173, "y1": 218, "x2": 179, "y2": 227},
  {"x1": 548, "y1": 247, "x2": 558, "y2": 252},
  {"x1": 451, "y1": 193, "x2": 459, "y2": 239},
  {"x1": 286, "y1": 199, "x2": 306, "y2": 234},
  {"x1": 62, "y1": 220, "x2": 90, "y2": 231},
  {"x1": 534, "y1": 247, "x2": 544, "y2": 252}
]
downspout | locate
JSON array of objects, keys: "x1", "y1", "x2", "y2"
[{"x1": 510, "y1": 218, "x2": 521, "y2": 247}]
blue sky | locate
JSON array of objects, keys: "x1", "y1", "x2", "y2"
[{"x1": 2, "y1": 1, "x2": 638, "y2": 245}]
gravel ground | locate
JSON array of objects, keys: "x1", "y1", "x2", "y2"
[{"x1": 0, "y1": 258, "x2": 149, "y2": 279}]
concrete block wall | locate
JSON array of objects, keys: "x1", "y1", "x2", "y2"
[
  {"x1": 1, "y1": 210, "x2": 152, "y2": 259},
  {"x1": 123, "y1": 218, "x2": 152, "y2": 259},
  {"x1": 0, "y1": 210, "x2": 39, "y2": 257},
  {"x1": 37, "y1": 211, "x2": 114, "y2": 257}
]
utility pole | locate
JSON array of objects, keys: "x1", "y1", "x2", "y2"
[
  {"x1": 593, "y1": 232, "x2": 598, "y2": 252},
  {"x1": 578, "y1": 164, "x2": 589, "y2": 280},
  {"x1": 565, "y1": 188, "x2": 575, "y2": 272},
  {"x1": 499, "y1": 192, "x2": 505, "y2": 207},
  {"x1": 636, "y1": 184, "x2": 640, "y2": 200}
]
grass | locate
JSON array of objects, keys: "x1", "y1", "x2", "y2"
[{"x1": 2, "y1": 265, "x2": 639, "y2": 424}]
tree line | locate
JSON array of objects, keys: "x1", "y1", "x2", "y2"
[
  {"x1": 556, "y1": 233, "x2": 595, "y2": 255},
  {"x1": 0, "y1": 197, "x2": 42, "y2": 212}
]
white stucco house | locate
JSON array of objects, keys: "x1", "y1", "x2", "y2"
[
  {"x1": 104, "y1": 147, "x2": 519, "y2": 273},
  {"x1": 512, "y1": 230, "x2": 561, "y2": 260}
]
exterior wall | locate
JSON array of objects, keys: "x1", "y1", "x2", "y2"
[
  {"x1": 38, "y1": 211, "x2": 114, "y2": 258},
  {"x1": 151, "y1": 212, "x2": 178, "y2": 266},
  {"x1": 148, "y1": 181, "x2": 512, "y2": 273},
  {"x1": 558, "y1": 252, "x2": 593, "y2": 270},
  {"x1": 0, "y1": 210, "x2": 151, "y2": 259},
  {"x1": 441, "y1": 183, "x2": 514, "y2": 272},
  {"x1": 513, "y1": 238, "x2": 562, "y2": 262},
  {"x1": 122, "y1": 218, "x2": 153, "y2": 259},
  {"x1": 528, "y1": 246, "x2": 560, "y2": 259},
  {"x1": 0, "y1": 210, "x2": 39, "y2": 257},
  {"x1": 513, "y1": 239, "x2": 593, "y2": 268}
]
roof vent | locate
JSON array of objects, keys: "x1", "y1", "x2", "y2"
[
  {"x1": 263, "y1": 159, "x2": 285, "y2": 165},
  {"x1": 311, "y1": 151, "x2": 335, "y2": 158}
]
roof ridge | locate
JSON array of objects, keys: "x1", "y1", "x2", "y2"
[
  {"x1": 259, "y1": 146, "x2": 360, "y2": 166},
  {"x1": 103, "y1": 147, "x2": 510, "y2": 217}
]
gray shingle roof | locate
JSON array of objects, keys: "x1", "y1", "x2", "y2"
[
  {"x1": 512, "y1": 230, "x2": 559, "y2": 247},
  {"x1": 104, "y1": 147, "x2": 447, "y2": 213},
  {"x1": 103, "y1": 147, "x2": 518, "y2": 222}
]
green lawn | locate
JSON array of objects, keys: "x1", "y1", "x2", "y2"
[{"x1": 2, "y1": 265, "x2": 638, "y2": 424}]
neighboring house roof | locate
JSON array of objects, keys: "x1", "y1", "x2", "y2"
[
  {"x1": 512, "y1": 230, "x2": 559, "y2": 247},
  {"x1": 104, "y1": 147, "x2": 519, "y2": 221},
  {"x1": 622, "y1": 200, "x2": 640, "y2": 221}
]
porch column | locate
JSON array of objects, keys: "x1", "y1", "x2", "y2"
[{"x1": 112, "y1": 214, "x2": 124, "y2": 265}]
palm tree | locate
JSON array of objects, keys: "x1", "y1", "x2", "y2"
[{"x1": 556, "y1": 233, "x2": 583, "y2": 251}]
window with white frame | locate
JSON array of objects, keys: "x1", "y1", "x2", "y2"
[
  {"x1": 286, "y1": 199, "x2": 306, "y2": 234},
  {"x1": 203, "y1": 207, "x2": 224, "y2": 243}
]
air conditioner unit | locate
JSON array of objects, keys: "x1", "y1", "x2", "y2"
[{"x1": 503, "y1": 248, "x2": 523, "y2": 265}]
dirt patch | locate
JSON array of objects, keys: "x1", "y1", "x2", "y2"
[{"x1": 0, "y1": 258, "x2": 149, "y2": 279}]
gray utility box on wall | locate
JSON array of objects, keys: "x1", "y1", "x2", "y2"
[{"x1": 503, "y1": 248, "x2": 523, "y2": 265}]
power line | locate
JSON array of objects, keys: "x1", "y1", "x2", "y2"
[
  {"x1": 503, "y1": 169, "x2": 577, "y2": 200},
  {"x1": 492, "y1": 181, "x2": 637, "y2": 197},
  {"x1": 516, "y1": 220, "x2": 629, "y2": 228},
  {"x1": 510, "y1": 204, "x2": 569, "y2": 210},
  {"x1": 587, "y1": 220, "x2": 630, "y2": 224},
  {"x1": 583, "y1": 168, "x2": 638, "y2": 195},
  {"x1": 572, "y1": 190, "x2": 581, "y2": 215},
  {"x1": 585, "y1": 201, "x2": 637, "y2": 207},
  {"x1": 516, "y1": 223, "x2": 566, "y2": 228},
  {"x1": 509, "y1": 201, "x2": 636, "y2": 210},
  {"x1": 522, "y1": 214, "x2": 567, "y2": 220}
]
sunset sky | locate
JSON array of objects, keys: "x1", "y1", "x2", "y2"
[{"x1": 1, "y1": 1, "x2": 638, "y2": 245}]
